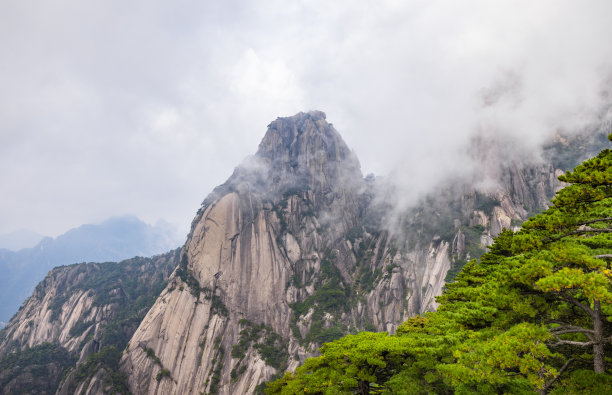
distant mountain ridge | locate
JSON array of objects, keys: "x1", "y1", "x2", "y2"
[
  {"x1": 0, "y1": 215, "x2": 184, "y2": 324},
  {"x1": 0, "y1": 229, "x2": 44, "y2": 251}
]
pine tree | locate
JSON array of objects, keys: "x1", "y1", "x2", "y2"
[
  {"x1": 436, "y1": 133, "x2": 612, "y2": 391},
  {"x1": 516, "y1": 140, "x2": 612, "y2": 374}
]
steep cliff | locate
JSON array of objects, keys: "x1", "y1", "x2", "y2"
[
  {"x1": 0, "y1": 250, "x2": 179, "y2": 394},
  {"x1": 120, "y1": 111, "x2": 365, "y2": 394}
]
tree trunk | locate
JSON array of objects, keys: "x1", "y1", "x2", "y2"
[
  {"x1": 593, "y1": 300, "x2": 605, "y2": 373},
  {"x1": 358, "y1": 380, "x2": 370, "y2": 395}
]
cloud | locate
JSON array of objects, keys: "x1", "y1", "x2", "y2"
[{"x1": 1, "y1": 0, "x2": 611, "y2": 236}]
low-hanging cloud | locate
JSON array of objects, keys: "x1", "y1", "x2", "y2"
[{"x1": 1, "y1": 0, "x2": 611, "y2": 237}]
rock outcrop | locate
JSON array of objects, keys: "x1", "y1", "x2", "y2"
[
  {"x1": 0, "y1": 251, "x2": 179, "y2": 394},
  {"x1": 120, "y1": 111, "x2": 366, "y2": 394}
]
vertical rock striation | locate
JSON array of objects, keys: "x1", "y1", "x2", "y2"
[{"x1": 121, "y1": 111, "x2": 366, "y2": 394}]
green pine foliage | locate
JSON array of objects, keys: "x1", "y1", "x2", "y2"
[
  {"x1": 265, "y1": 134, "x2": 612, "y2": 394},
  {"x1": 290, "y1": 252, "x2": 352, "y2": 345},
  {"x1": 231, "y1": 319, "x2": 289, "y2": 371},
  {"x1": 0, "y1": 343, "x2": 76, "y2": 394}
]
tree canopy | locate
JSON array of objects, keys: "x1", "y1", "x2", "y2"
[{"x1": 266, "y1": 134, "x2": 612, "y2": 394}]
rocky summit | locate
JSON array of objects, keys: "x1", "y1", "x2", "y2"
[
  {"x1": 0, "y1": 111, "x2": 605, "y2": 394},
  {"x1": 120, "y1": 111, "x2": 369, "y2": 394}
]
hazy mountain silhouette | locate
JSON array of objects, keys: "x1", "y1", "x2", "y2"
[
  {"x1": 0, "y1": 215, "x2": 183, "y2": 325},
  {"x1": 0, "y1": 229, "x2": 44, "y2": 251}
]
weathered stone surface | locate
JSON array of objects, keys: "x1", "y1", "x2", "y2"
[{"x1": 121, "y1": 112, "x2": 366, "y2": 394}]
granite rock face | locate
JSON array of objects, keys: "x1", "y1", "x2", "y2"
[{"x1": 120, "y1": 112, "x2": 367, "y2": 394}]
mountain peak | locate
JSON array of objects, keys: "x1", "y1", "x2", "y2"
[
  {"x1": 203, "y1": 111, "x2": 362, "y2": 207},
  {"x1": 256, "y1": 110, "x2": 334, "y2": 160},
  {"x1": 257, "y1": 110, "x2": 361, "y2": 192}
]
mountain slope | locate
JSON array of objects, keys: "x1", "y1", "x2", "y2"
[
  {"x1": 120, "y1": 111, "x2": 365, "y2": 394},
  {"x1": 0, "y1": 250, "x2": 179, "y2": 394},
  {"x1": 0, "y1": 215, "x2": 183, "y2": 324}
]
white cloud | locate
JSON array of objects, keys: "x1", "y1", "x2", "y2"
[
  {"x1": 230, "y1": 48, "x2": 302, "y2": 105},
  {"x1": 1, "y1": 0, "x2": 611, "y2": 236}
]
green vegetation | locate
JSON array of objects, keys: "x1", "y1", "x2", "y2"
[
  {"x1": 31, "y1": 251, "x2": 178, "y2": 394},
  {"x1": 353, "y1": 236, "x2": 381, "y2": 294},
  {"x1": 255, "y1": 373, "x2": 283, "y2": 394},
  {"x1": 474, "y1": 190, "x2": 500, "y2": 216},
  {"x1": 254, "y1": 330, "x2": 288, "y2": 370},
  {"x1": 211, "y1": 295, "x2": 229, "y2": 317},
  {"x1": 265, "y1": 135, "x2": 612, "y2": 394},
  {"x1": 143, "y1": 346, "x2": 161, "y2": 365},
  {"x1": 231, "y1": 319, "x2": 289, "y2": 376},
  {"x1": 176, "y1": 253, "x2": 211, "y2": 299},
  {"x1": 346, "y1": 225, "x2": 364, "y2": 244},
  {"x1": 68, "y1": 318, "x2": 92, "y2": 338},
  {"x1": 291, "y1": 252, "x2": 351, "y2": 345},
  {"x1": 0, "y1": 343, "x2": 76, "y2": 394},
  {"x1": 230, "y1": 364, "x2": 247, "y2": 382},
  {"x1": 49, "y1": 293, "x2": 71, "y2": 321},
  {"x1": 462, "y1": 224, "x2": 487, "y2": 256},
  {"x1": 443, "y1": 258, "x2": 468, "y2": 284},
  {"x1": 231, "y1": 320, "x2": 257, "y2": 359},
  {"x1": 445, "y1": 224, "x2": 490, "y2": 284},
  {"x1": 64, "y1": 256, "x2": 175, "y2": 392},
  {"x1": 156, "y1": 368, "x2": 171, "y2": 382},
  {"x1": 208, "y1": 345, "x2": 225, "y2": 395},
  {"x1": 71, "y1": 346, "x2": 131, "y2": 394}
]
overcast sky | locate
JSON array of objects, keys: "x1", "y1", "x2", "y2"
[{"x1": 1, "y1": 0, "x2": 612, "y2": 238}]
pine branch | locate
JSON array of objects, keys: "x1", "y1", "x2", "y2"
[
  {"x1": 595, "y1": 254, "x2": 612, "y2": 259},
  {"x1": 576, "y1": 228, "x2": 612, "y2": 233},
  {"x1": 546, "y1": 227, "x2": 612, "y2": 243},
  {"x1": 558, "y1": 294, "x2": 595, "y2": 319},
  {"x1": 549, "y1": 326, "x2": 595, "y2": 340},
  {"x1": 541, "y1": 358, "x2": 574, "y2": 394},
  {"x1": 550, "y1": 336, "x2": 594, "y2": 347},
  {"x1": 578, "y1": 217, "x2": 612, "y2": 226}
]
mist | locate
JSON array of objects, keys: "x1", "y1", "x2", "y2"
[{"x1": 1, "y1": 0, "x2": 611, "y2": 237}]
